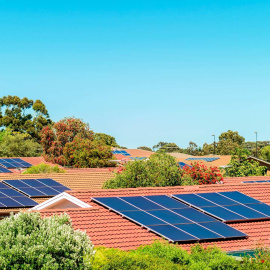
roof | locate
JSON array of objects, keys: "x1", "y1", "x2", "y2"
[
  {"x1": 168, "y1": 153, "x2": 193, "y2": 159},
  {"x1": 37, "y1": 175, "x2": 270, "y2": 252},
  {"x1": 177, "y1": 155, "x2": 232, "y2": 168},
  {"x1": 0, "y1": 171, "x2": 113, "y2": 215}
]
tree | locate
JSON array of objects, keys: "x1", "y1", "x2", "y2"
[
  {"x1": 103, "y1": 153, "x2": 183, "y2": 188},
  {"x1": 0, "y1": 212, "x2": 94, "y2": 269},
  {"x1": 223, "y1": 148, "x2": 266, "y2": 177},
  {"x1": 186, "y1": 141, "x2": 202, "y2": 156},
  {"x1": 94, "y1": 133, "x2": 119, "y2": 147},
  {"x1": 0, "y1": 95, "x2": 52, "y2": 140},
  {"x1": 137, "y1": 146, "x2": 152, "y2": 151},
  {"x1": 260, "y1": 145, "x2": 270, "y2": 162},
  {"x1": 40, "y1": 117, "x2": 115, "y2": 167},
  {"x1": 23, "y1": 163, "x2": 66, "y2": 174},
  {"x1": 0, "y1": 129, "x2": 42, "y2": 157},
  {"x1": 153, "y1": 142, "x2": 184, "y2": 153}
]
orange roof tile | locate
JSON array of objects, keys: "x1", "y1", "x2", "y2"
[{"x1": 38, "y1": 176, "x2": 270, "y2": 252}]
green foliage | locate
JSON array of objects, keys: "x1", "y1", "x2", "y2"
[
  {"x1": 103, "y1": 153, "x2": 183, "y2": 189},
  {"x1": 23, "y1": 163, "x2": 66, "y2": 174},
  {"x1": 0, "y1": 212, "x2": 94, "y2": 269},
  {"x1": 137, "y1": 146, "x2": 153, "y2": 151},
  {"x1": 41, "y1": 117, "x2": 115, "y2": 167},
  {"x1": 260, "y1": 145, "x2": 270, "y2": 162},
  {"x1": 90, "y1": 242, "x2": 240, "y2": 270},
  {"x1": 224, "y1": 148, "x2": 266, "y2": 177},
  {"x1": 94, "y1": 133, "x2": 119, "y2": 147},
  {"x1": 64, "y1": 137, "x2": 115, "y2": 168},
  {"x1": 0, "y1": 129, "x2": 42, "y2": 157},
  {"x1": 186, "y1": 141, "x2": 202, "y2": 156},
  {"x1": 0, "y1": 95, "x2": 52, "y2": 140},
  {"x1": 153, "y1": 142, "x2": 185, "y2": 153}
]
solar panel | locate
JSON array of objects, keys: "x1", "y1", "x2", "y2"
[
  {"x1": 185, "y1": 157, "x2": 220, "y2": 162},
  {"x1": 0, "y1": 181, "x2": 37, "y2": 208},
  {"x1": 0, "y1": 158, "x2": 32, "y2": 168},
  {"x1": 0, "y1": 166, "x2": 12, "y2": 173},
  {"x1": 178, "y1": 162, "x2": 192, "y2": 169},
  {"x1": 3, "y1": 178, "x2": 70, "y2": 197},
  {"x1": 92, "y1": 196, "x2": 247, "y2": 242},
  {"x1": 242, "y1": 180, "x2": 270, "y2": 183},
  {"x1": 173, "y1": 191, "x2": 270, "y2": 222}
]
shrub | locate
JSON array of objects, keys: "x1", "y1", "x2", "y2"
[
  {"x1": 23, "y1": 163, "x2": 66, "y2": 174},
  {"x1": 181, "y1": 162, "x2": 223, "y2": 185},
  {"x1": 103, "y1": 153, "x2": 183, "y2": 189},
  {"x1": 0, "y1": 129, "x2": 42, "y2": 157},
  {"x1": 0, "y1": 212, "x2": 94, "y2": 269},
  {"x1": 90, "y1": 241, "x2": 240, "y2": 269},
  {"x1": 224, "y1": 148, "x2": 266, "y2": 177}
]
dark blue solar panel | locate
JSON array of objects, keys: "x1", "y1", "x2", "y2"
[
  {"x1": 172, "y1": 208, "x2": 217, "y2": 223},
  {"x1": 36, "y1": 187, "x2": 60, "y2": 196},
  {"x1": 247, "y1": 203, "x2": 270, "y2": 216},
  {"x1": 0, "y1": 158, "x2": 32, "y2": 168},
  {"x1": 18, "y1": 187, "x2": 46, "y2": 197},
  {"x1": 0, "y1": 188, "x2": 24, "y2": 197},
  {"x1": 3, "y1": 178, "x2": 70, "y2": 197},
  {"x1": 93, "y1": 195, "x2": 248, "y2": 242},
  {"x1": 219, "y1": 191, "x2": 261, "y2": 205},
  {"x1": 0, "y1": 192, "x2": 8, "y2": 197},
  {"x1": 122, "y1": 211, "x2": 166, "y2": 226},
  {"x1": 178, "y1": 162, "x2": 192, "y2": 169},
  {"x1": 175, "y1": 224, "x2": 223, "y2": 240},
  {"x1": 173, "y1": 194, "x2": 216, "y2": 207},
  {"x1": 37, "y1": 178, "x2": 68, "y2": 187},
  {"x1": 147, "y1": 210, "x2": 192, "y2": 224},
  {"x1": 0, "y1": 198, "x2": 22, "y2": 207},
  {"x1": 197, "y1": 193, "x2": 239, "y2": 206},
  {"x1": 21, "y1": 179, "x2": 46, "y2": 187},
  {"x1": 201, "y1": 222, "x2": 247, "y2": 238},
  {"x1": 94, "y1": 197, "x2": 138, "y2": 212},
  {"x1": 148, "y1": 225, "x2": 198, "y2": 242},
  {"x1": 0, "y1": 182, "x2": 9, "y2": 189},
  {"x1": 0, "y1": 167, "x2": 12, "y2": 173},
  {"x1": 0, "y1": 161, "x2": 17, "y2": 168},
  {"x1": 12, "y1": 158, "x2": 32, "y2": 168},
  {"x1": 201, "y1": 206, "x2": 246, "y2": 222},
  {"x1": 14, "y1": 196, "x2": 38, "y2": 207},
  {"x1": 145, "y1": 195, "x2": 188, "y2": 209},
  {"x1": 4, "y1": 180, "x2": 29, "y2": 188},
  {"x1": 121, "y1": 197, "x2": 164, "y2": 211},
  {"x1": 226, "y1": 205, "x2": 268, "y2": 219}
]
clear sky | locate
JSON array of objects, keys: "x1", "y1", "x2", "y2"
[{"x1": 0, "y1": 1, "x2": 269, "y2": 149}]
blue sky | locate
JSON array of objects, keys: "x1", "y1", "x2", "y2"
[{"x1": 0, "y1": 1, "x2": 269, "y2": 149}]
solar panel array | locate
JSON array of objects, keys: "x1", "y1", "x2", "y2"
[
  {"x1": 0, "y1": 167, "x2": 12, "y2": 173},
  {"x1": 242, "y1": 180, "x2": 270, "y2": 183},
  {"x1": 0, "y1": 182, "x2": 37, "y2": 208},
  {"x1": 178, "y1": 162, "x2": 192, "y2": 169},
  {"x1": 93, "y1": 195, "x2": 247, "y2": 243},
  {"x1": 112, "y1": 150, "x2": 131, "y2": 156},
  {"x1": 173, "y1": 191, "x2": 270, "y2": 222},
  {"x1": 3, "y1": 178, "x2": 70, "y2": 197},
  {"x1": 130, "y1": 157, "x2": 147, "y2": 160},
  {"x1": 185, "y1": 157, "x2": 220, "y2": 162},
  {"x1": 0, "y1": 158, "x2": 32, "y2": 169}
]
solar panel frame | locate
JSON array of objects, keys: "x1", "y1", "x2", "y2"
[
  {"x1": 0, "y1": 158, "x2": 32, "y2": 168},
  {"x1": 93, "y1": 195, "x2": 248, "y2": 242},
  {"x1": 3, "y1": 178, "x2": 70, "y2": 198}
]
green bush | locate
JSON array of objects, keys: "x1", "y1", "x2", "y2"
[
  {"x1": 90, "y1": 242, "x2": 241, "y2": 269},
  {"x1": 0, "y1": 212, "x2": 94, "y2": 269},
  {"x1": 23, "y1": 163, "x2": 66, "y2": 174},
  {"x1": 224, "y1": 148, "x2": 266, "y2": 177},
  {"x1": 103, "y1": 153, "x2": 183, "y2": 189}
]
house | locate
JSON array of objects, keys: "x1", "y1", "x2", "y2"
[{"x1": 34, "y1": 176, "x2": 270, "y2": 253}]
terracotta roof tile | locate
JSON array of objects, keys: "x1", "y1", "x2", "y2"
[{"x1": 38, "y1": 178, "x2": 270, "y2": 251}]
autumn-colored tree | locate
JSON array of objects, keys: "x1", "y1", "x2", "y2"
[
  {"x1": 40, "y1": 117, "x2": 115, "y2": 167},
  {"x1": 0, "y1": 95, "x2": 52, "y2": 140},
  {"x1": 94, "y1": 133, "x2": 119, "y2": 147}
]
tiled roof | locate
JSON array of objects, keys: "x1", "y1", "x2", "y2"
[
  {"x1": 0, "y1": 171, "x2": 114, "y2": 215},
  {"x1": 38, "y1": 176, "x2": 270, "y2": 251},
  {"x1": 168, "y1": 153, "x2": 193, "y2": 159},
  {"x1": 177, "y1": 155, "x2": 232, "y2": 168},
  {"x1": 124, "y1": 149, "x2": 154, "y2": 158}
]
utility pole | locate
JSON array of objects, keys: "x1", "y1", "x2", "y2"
[
  {"x1": 255, "y1": 132, "x2": 258, "y2": 157},
  {"x1": 212, "y1": 134, "x2": 216, "y2": 155}
]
